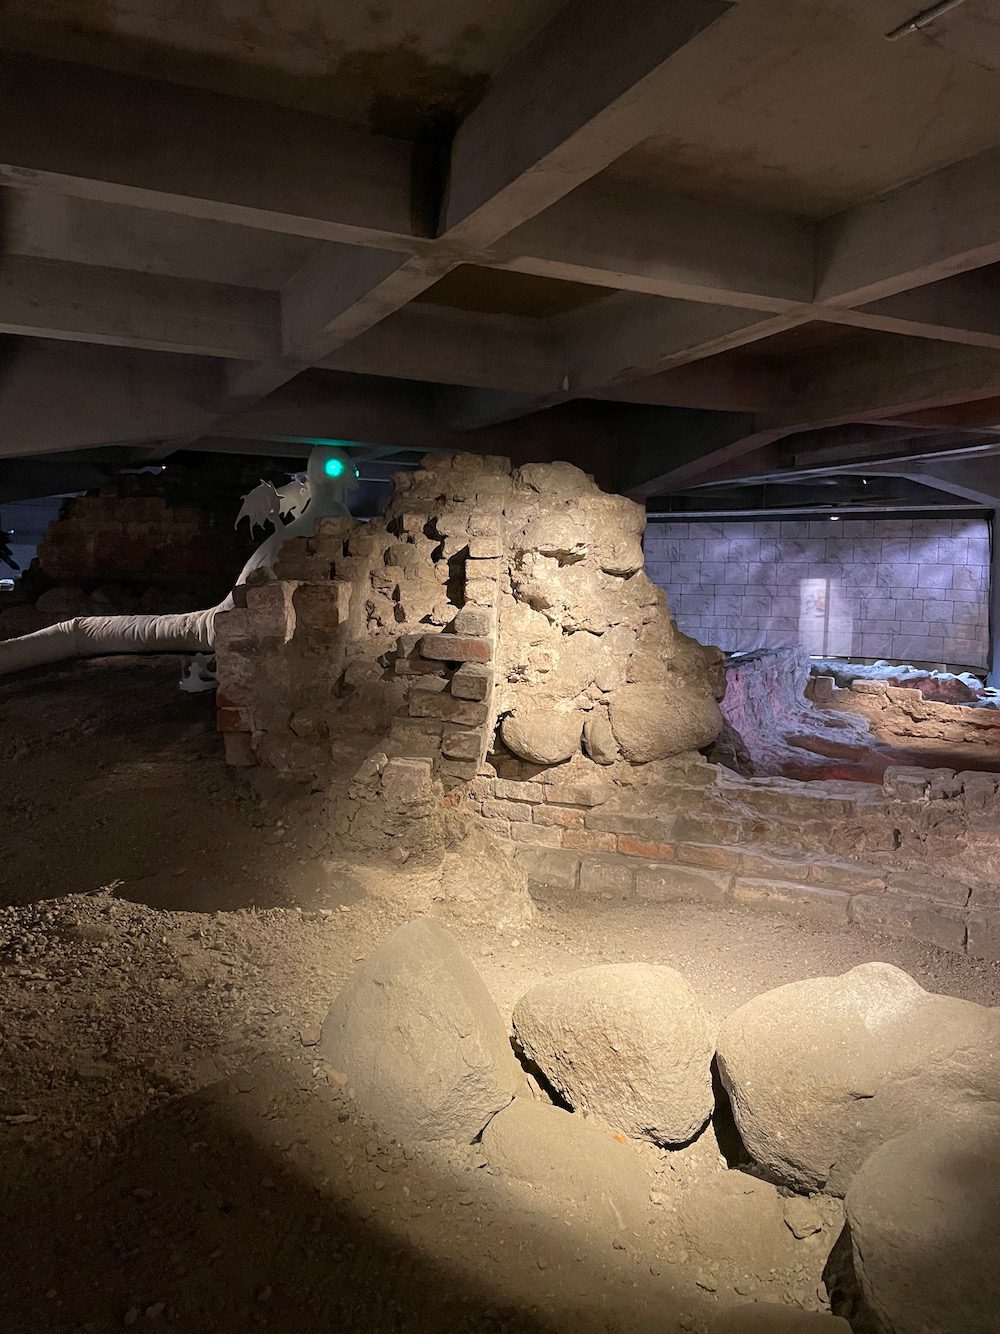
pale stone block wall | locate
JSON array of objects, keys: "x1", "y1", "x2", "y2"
[{"x1": 644, "y1": 516, "x2": 991, "y2": 668}]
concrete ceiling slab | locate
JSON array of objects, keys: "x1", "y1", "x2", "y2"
[
  {"x1": 0, "y1": 0, "x2": 567, "y2": 135},
  {"x1": 600, "y1": 0, "x2": 1000, "y2": 217}
]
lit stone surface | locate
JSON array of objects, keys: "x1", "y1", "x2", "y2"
[
  {"x1": 717, "y1": 962, "x2": 1000, "y2": 1194},
  {"x1": 513, "y1": 962, "x2": 714, "y2": 1146},
  {"x1": 320, "y1": 918, "x2": 523, "y2": 1144}
]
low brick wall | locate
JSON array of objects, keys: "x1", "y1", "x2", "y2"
[
  {"x1": 471, "y1": 766, "x2": 1000, "y2": 963},
  {"x1": 834, "y1": 678, "x2": 1000, "y2": 746}
]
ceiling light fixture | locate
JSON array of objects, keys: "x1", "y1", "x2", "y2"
[{"x1": 885, "y1": 0, "x2": 968, "y2": 40}]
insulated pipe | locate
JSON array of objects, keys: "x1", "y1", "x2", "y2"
[{"x1": 0, "y1": 445, "x2": 356, "y2": 678}]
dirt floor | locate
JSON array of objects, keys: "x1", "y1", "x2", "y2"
[{"x1": 3, "y1": 658, "x2": 1000, "y2": 1333}]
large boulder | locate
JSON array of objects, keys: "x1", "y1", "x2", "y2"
[
  {"x1": 481, "y1": 1097, "x2": 650, "y2": 1232},
  {"x1": 845, "y1": 1115, "x2": 1000, "y2": 1334},
  {"x1": 512, "y1": 962, "x2": 714, "y2": 1146},
  {"x1": 678, "y1": 1173, "x2": 840, "y2": 1288},
  {"x1": 501, "y1": 702, "x2": 582, "y2": 764},
  {"x1": 716, "y1": 962, "x2": 1000, "y2": 1194},
  {"x1": 610, "y1": 683, "x2": 722, "y2": 761},
  {"x1": 319, "y1": 918, "x2": 523, "y2": 1143}
]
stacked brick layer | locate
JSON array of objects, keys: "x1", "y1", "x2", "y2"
[
  {"x1": 472, "y1": 766, "x2": 1000, "y2": 963},
  {"x1": 385, "y1": 516, "x2": 502, "y2": 790},
  {"x1": 38, "y1": 494, "x2": 245, "y2": 586}
]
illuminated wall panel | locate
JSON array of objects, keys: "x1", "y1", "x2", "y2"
[{"x1": 645, "y1": 516, "x2": 990, "y2": 668}]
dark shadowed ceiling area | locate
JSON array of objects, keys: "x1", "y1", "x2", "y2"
[
  {"x1": 3, "y1": 0, "x2": 1000, "y2": 517},
  {"x1": 0, "y1": 0, "x2": 568, "y2": 135}
]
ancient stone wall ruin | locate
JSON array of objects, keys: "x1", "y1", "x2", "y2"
[
  {"x1": 822, "y1": 676, "x2": 1000, "y2": 747},
  {"x1": 213, "y1": 452, "x2": 725, "y2": 790},
  {"x1": 211, "y1": 452, "x2": 1000, "y2": 965}
]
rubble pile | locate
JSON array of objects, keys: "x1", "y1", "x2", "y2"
[{"x1": 321, "y1": 920, "x2": 1000, "y2": 1333}]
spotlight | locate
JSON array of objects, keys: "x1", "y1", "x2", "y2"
[
  {"x1": 324, "y1": 457, "x2": 345, "y2": 479},
  {"x1": 829, "y1": 515, "x2": 840, "y2": 521}
]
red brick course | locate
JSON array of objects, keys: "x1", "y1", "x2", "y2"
[
  {"x1": 617, "y1": 836, "x2": 675, "y2": 860},
  {"x1": 419, "y1": 634, "x2": 493, "y2": 664},
  {"x1": 562, "y1": 829, "x2": 617, "y2": 854}
]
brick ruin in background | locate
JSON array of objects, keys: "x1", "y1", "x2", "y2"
[
  {"x1": 37, "y1": 463, "x2": 256, "y2": 590},
  {"x1": 0, "y1": 463, "x2": 264, "y2": 642},
  {"x1": 212, "y1": 452, "x2": 1000, "y2": 963}
]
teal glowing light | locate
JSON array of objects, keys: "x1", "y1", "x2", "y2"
[
  {"x1": 324, "y1": 457, "x2": 346, "y2": 478},
  {"x1": 355, "y1": 468, "x2": 360, "y2": 478}
]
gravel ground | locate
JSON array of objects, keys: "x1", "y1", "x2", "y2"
[{"x1": 3, "y1": 658, "x2": 998, "y2": 1333}]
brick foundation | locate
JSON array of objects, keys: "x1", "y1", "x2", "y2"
[{"x1": 466, "y1": 765, "x2": 1000, "y2": 964}]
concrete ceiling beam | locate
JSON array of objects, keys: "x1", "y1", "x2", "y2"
[
  {"x1": 684, "y1": 431, "x2": 1000, "y2": 490},
  {"x1": 490, "y1": 179, "x2": 814, "y2": 310},
  {"x1": 0, "y1": 55, "x2": 423, "y2": 251},
  {"x1": 624, "y1": 339, "x2": 1000, "y2": 498},
  {"x1": 765, "y1": 340, "x2": 1000, "y2": 431},
  {"x1": 278, "y1": 247, "x2": 446, "y2": 366},
  {"x1": 451, "y1": 139, "x2": 1000, "y2": 430},
  {"x1": 192, "y1": 0, "x2": 735, "y2": 441},
  {"x1": 905, "y1": 458, "x2": 1000, "y2": 507},
  {"x1": 438, "y1": 0, "x2": 732, "y2": 248},
  {"x1": 885, "y1": 397, "x2": 1000, "y2": 431},
  {"x1": 0, "y1": 341, "x2": 219, "y2": 458},
  {"x1": 213, "y1": 372, "x2": 622, "y2": 482},
  {"x1": 321, "y1": 305, "x2": 567, "y2": 395},
  {"x1": 0, "y1": 253, "x2": 572, "y2": 396},
  {"x1": 0, "y1": 255, "x2": 281, "y2": 361},
  {"x1": 842, "y1": 269, "x2": 1000, "y2": 350},
  {"x1": 567, "y1": 300, "x2": 799, "y2": 388},
  {"x1": 816, "y1": 142, "x2": 1000, "y2": 306},
  {"x1": 439, "y1": 299, "x2": 804, "y2": 430},
  {"x1": 586, "y1": 358, "x2": 780, "y2": 413}
]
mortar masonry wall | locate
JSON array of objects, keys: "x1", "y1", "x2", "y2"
[
  {"x1": 468, "y1": 768, "x2": 1000, "y2": 963},
  {"x1": 644, "y1": 516, "x2": 991, "y2": 668},
  {"x1": 478, "y1": 793, "x2": 994, "y2": 961}
]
